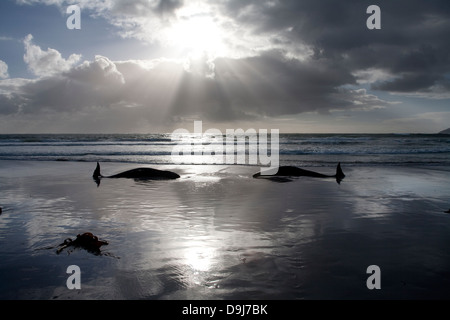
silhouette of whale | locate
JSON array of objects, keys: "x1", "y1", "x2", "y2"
[
  {"x1": 253, "y1": 163, "x2": 345, "y2": 184},
  {"x1": 93, "y1": 162, "x2": 180, "y2": 185}
]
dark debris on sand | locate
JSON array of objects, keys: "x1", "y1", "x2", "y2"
[{"x1": 56, "y1": 232, "x2": 109, "y2": 256}]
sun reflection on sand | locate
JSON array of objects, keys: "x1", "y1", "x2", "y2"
[
  {"x1": 183, "y1": 242, "x2": 216, "y2": 273},
  {"x1": 180, "y1": 242, "x2": 220, "y2": 288}
]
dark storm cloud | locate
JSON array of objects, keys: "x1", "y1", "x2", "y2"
[
  {"x1": 221, "y1": 0, "x2": 450, "y2": 94},
  {"x1": 212, "y1": 51, "x2": 357, "y2": 116},
  {"x1": 156, "y1": 0, "x2": 184, "y2": 15},
  {"x1": 0, "y1": 94, "x2": 24, "y2": 115},
  {"x1": 15, "y1": 56, "x2": 125, "y2": 113},
  {"x1": 110, "y1": 0, "x2": 183, "y2": 17}
]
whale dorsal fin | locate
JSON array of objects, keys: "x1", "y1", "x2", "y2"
[
  {"x1": 335, "y1": 162, "x2": 345, "y2": 184},
  {"x1": 93, "y1": 162, "x2": 101, "y2": 179}
]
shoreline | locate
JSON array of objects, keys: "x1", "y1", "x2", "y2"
[{"x1": 2, "y1": 158, "x2": 450, "y2": 172}]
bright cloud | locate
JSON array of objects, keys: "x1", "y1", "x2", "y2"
[
  {"x1": 0, "y1": 60, "x2": 9, "y2": 79},
  {"x1": 23, "y1": 34, "x2": 81, "y2": 77}
]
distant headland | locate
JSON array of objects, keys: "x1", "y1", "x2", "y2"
[{"x1": 439, "y1": 128, "x2": 450, "y2": 134}]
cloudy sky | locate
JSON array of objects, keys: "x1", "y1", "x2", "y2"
[{"x1": 0, "y1": 0, "x2": 449, "y2": 133}]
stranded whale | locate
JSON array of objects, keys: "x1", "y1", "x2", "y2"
[
  {"x1": 253, "y1": 163, "x2": 345, "y2": 184},
  {"x1": 93, "y1": 162, "x2": 180, "y2": 185}
]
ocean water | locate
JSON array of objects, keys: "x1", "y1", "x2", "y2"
[{"x1": 1, "y1": 133, "x2": 450, "y2": 167}]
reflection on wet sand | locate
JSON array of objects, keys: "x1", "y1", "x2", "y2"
[{"x1": 1, "y1": 162, "x2": 450, "y2": 299}]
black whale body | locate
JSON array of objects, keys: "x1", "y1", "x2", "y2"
[
  {"x1": 253, "y1": 163, "x2": 345, "y2": 184},
  {"x1": 108, "y1": 167, "x2": 180, "y2": 179},
  {"x1": 93, "y1": 162, "x2": 180, "y2": 184}
]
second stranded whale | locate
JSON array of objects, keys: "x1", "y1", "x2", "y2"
[
  {"x1": 253, "y1": 163, "x2": 346, "y2": 184},
  {"x1": 93, "y1": 162, "x2": 180, "y2": 185}
]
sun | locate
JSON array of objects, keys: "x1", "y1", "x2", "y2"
[{"x1": 165, "y1": 4, "x2": 227, "y2": 60}]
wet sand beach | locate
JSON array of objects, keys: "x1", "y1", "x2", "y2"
[{"x1": 1, "y1": 160, "x2": 450, "y2": 300}]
